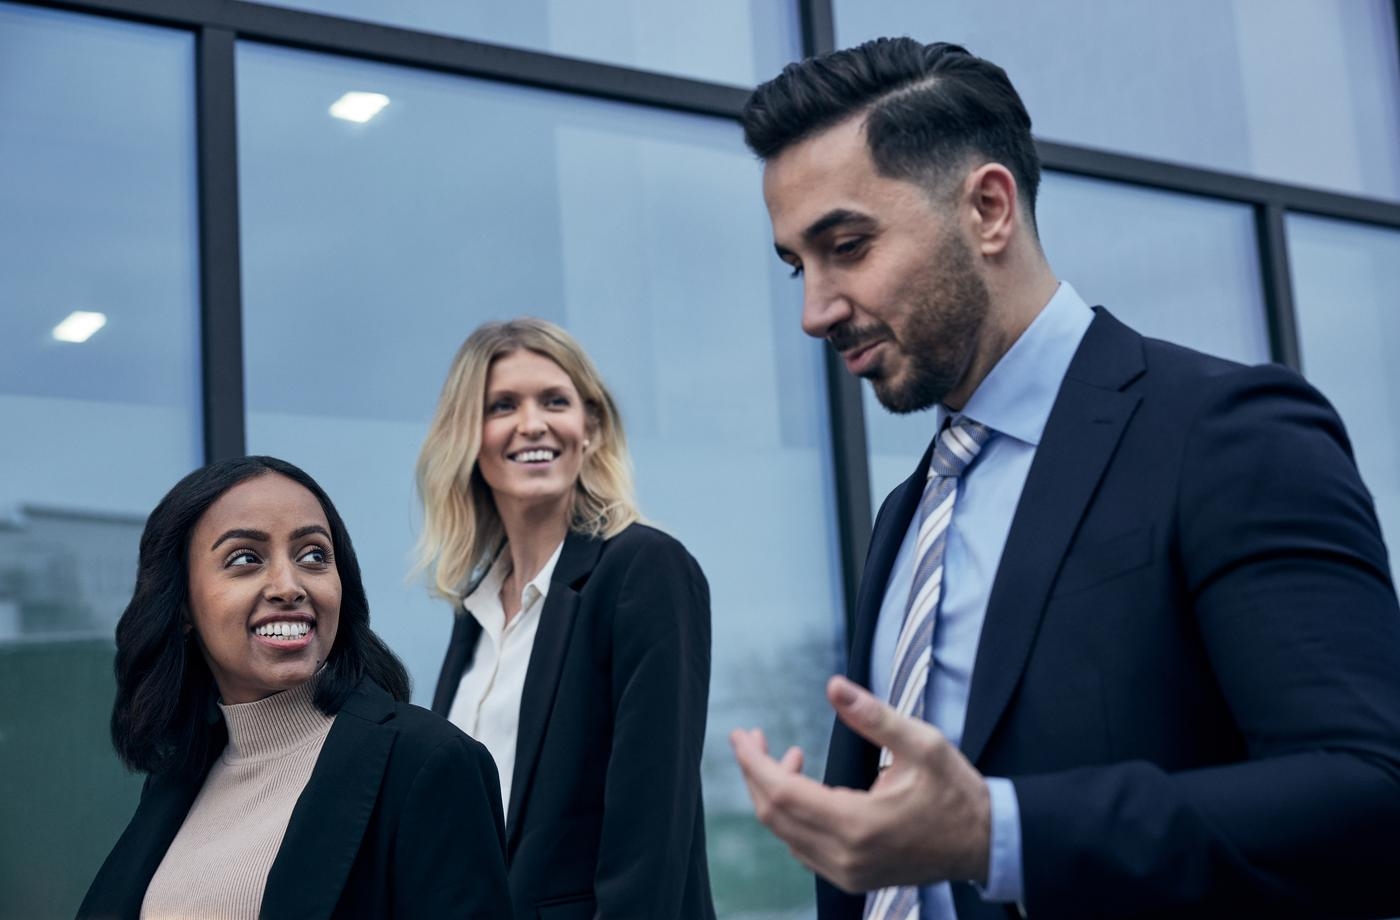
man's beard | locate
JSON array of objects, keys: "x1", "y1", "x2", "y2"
[{"x1": 868, "y1": 231, "x2": 990, "y2": 414}]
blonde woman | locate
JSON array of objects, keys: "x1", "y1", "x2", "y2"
[{"x1": 417, "y1": 318, "x2": 716, "y2": 920}]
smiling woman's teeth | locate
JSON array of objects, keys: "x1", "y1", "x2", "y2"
[
  {"x1": 514, "y1": 449, "x2": 556, "y2": 463},
  {"x1": 254, "y1": 622, "x2": 311, "y2": 639}
]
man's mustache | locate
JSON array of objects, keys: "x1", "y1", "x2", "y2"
[{"x1": 828, "y1": 322, "x2": 892, "y2": 353}]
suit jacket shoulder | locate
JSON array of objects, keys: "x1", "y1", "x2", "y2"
[{"x1": 79, "y1": 678, "x2": 511, "y2": 920}]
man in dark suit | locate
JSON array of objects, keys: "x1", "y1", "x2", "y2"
[{"x1": 730, "y1": 37, "x2": 1400, "y2": 920}]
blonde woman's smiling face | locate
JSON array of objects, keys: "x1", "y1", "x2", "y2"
[{"x1": 476, "y1": 349, "x2": 590, "y2": 518}]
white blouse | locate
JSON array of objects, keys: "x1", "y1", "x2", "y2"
[{"x1": 447, "y1": 539, "x2": 564, "y2": 814}]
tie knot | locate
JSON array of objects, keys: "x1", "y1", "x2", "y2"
[{"x1": 929, "y1": 418, "x2": 992, "y2": 479}]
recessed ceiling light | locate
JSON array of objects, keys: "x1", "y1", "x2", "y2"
[
  {"x1": 52, "y1": 311, "x2": 107, "y2": 343},
  {"x1": 329, "y1": 92, "x2": 390, "y2": 124}
]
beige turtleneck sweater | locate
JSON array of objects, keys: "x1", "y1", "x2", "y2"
[{"x1": 141, "y1": 679, "x2": 336, "y2": 920}]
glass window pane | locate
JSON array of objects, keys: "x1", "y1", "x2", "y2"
[
  {"x1": 237, "y1": 42, "x2": 841, "y2": 917},
  {"x1": 0, "y1": 4, "x2": 199, "y2": 916},
  {"x1": 265, "y1": 0, "x2": 801, "y2": 88},
  {"x1": 1287, "y1": 214, "x2": 1400, "y2": 576},
  {"x1": 834, "y1": 0, "x2": 1400, "y2": 201},
  {"x1": 866, "y1": 172, "x2": 1269, "y2": 505}
]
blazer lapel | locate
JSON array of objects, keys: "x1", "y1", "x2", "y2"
[
  {"x1": 77, "y1": 759, "x2": 215, "y2": 920},
  {"x1": 261, "y1": 681, "x2": 396, "y2": 920},
  {"x1": 960, "y1": 308, "x2": 1145, "y2": 765},
  {"x1": 432, "y1": 611, "x2": 484, "y2": 717},
  {"x1": 849, "y1": 445, "x2": 932, "y2": 688},
  {"x1": 504, "y1": 531, "x2": 602, "y2": 849},
  {"x1": 825, "y1": 445, "x2": 932, "y2": 793}
]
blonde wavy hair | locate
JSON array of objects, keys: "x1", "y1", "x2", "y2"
[{"x1": 414, "y1": 317, "x2": 640, "y2": 603}]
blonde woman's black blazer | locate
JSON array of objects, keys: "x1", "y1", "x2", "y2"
[
  {"x1": 433, "y1": 524, "x2": 716, "y2": 920},
  {"x1": 77, "y1": 678, "x2": 511, "y2": 919}
]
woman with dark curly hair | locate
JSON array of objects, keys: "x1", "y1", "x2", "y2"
[{"x1": 78, "y1": 456, "x2": 510, "y2": 920}]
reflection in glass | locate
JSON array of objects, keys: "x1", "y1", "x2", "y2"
[
  {"x1": 865, "y1": 172, "x2": 1268, "y2": 505},
  {"x1": 237, "y1": 42, "x2": 840, "y2": 917},
  {"x1": 834, "y1": 0, "x2": 1400, "y2": 200},
  {"x1": 0, "y1": 3, "x2": 200, "y2": 916},
  {"x1": 1287, "y1": 214, "x2": 1400, "y2": 577},
  {"x1": 263, "y1": 0, "x2": 801, "y2": 87}
]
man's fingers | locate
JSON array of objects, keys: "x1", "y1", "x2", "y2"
[
  {"x1": 730, "y1": 728, "x2": 776, "y2": 811},
  {"x1": 828, "y1": 674, "x2": 941, "y2": 763},
  {"x1": 779, "y1": 745, "x2": 804, "y2": 773}
]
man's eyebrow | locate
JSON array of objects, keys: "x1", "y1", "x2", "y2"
[
  {"x1": 775, "y1": 209, "x2": 877, "y2": 261},
  {"x1": 211, "y1": 528, "x2": 269, "y2": 551},
  {"x1": 803, "y1": 208, "x2": 876, "y2": 243}
]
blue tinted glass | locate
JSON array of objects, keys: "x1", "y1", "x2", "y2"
[
  {"x1": 866, "y1": 172, "x2": 1268, "y2": 504},
  {"x1": 0, "y1": 3, "x2": 199, "y2": 915},
  {"x1": 1287, "y1": 214, "x2": 1400, "y2": 575},
  {"x1": 834, "y1": 0, "x2": 1400, "y2": 201},
  {"x1": 237, "y1": 42, "x2": 840, "y2": 916},
  {"x1": 265, "y1": 0, "x2": 801, "y2": 87}
]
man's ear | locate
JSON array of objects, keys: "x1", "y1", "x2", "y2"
[{"x1": 965, "y1": 162, "x2": 1019, "y2": 257}]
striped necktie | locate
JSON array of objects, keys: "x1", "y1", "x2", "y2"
[{"x1": 864, "y1": 417, "x2": 992, "y2": 920}]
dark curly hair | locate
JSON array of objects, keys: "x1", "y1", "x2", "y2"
[
  {"x1": 741, "y1": 37, "x2": 1040, "y2": 231},
  {"x1": 110, "y1": 455, "x2": 410, "y2": 775}
]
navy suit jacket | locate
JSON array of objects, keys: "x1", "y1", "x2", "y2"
[
  {"x1": 78, "y1": 679, "x2": 510, "y2": 920},
  {"x1": 820, "y1": 308, "x2": 1400, "y2": 920},
  {"x1": 433, "y1": 523, "x2": 716, "y2": 920}
]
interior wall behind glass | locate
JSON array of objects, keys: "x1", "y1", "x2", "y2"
[
  {"x1": 259, "y1": 0, "x2": 801, "y2": 87},
  {"x1": 236, "y1": 42, "x2": 842, "y2": 917},
  {"x1": 865, "y1": 172, "x2": 1268, "y2": 505},
  {"x1": 834, "y1": 0, "x2": 1400, "y2": 201},
  {"x1": 1287, "y1": 214, "x2": 1400, "y2": 577},
  {"x1": 0, "y1": 3, "x2": 200, "y2": 916}
]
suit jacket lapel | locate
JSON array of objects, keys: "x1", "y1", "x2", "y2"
[
  {"x1": 77, "y1": 755, "x2": 216, "y2": 920},
  {"x1": 433, "y1": 611, "x2": 484, "y2": 717},
  {"x1": 849, "y1": 444, "x2": 932, "y2": 688},
  {"x1": 960, "y1": 308, "x2": 1145, "y2": 766},
  {"x1": 505, "y1": 531, "x2": 603, "y2": 849},
  {"x1": 825, "y1": 444, "x2": 933, "y2": 793},
  {"x1": 261, "y1": 680, "x2": 396, "y2": 920}
]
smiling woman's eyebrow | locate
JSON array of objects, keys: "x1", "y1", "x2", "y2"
[
  {"x1": 210, "y1": 524, "x2": 330, "y2": 551},
  {"x1": 290, "y1": 524, "x2": 331, "y2": 543},
  {"x1": 211, "y1": 528, "x2": 269, "y2": 551}
]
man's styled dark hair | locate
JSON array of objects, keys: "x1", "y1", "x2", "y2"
[
  {"x1": 741, "y1": 37, "x2": 1041, "y2": 228},
  {"x1": 110, "y1": 455, "x2": 410, "y2": 776}
]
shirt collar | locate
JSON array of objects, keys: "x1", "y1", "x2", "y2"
[
  {"x1": 934, "y1": 280, "x2": 1094, "y2": 447},
  {"x1": 463, "y1": 536, "x2": 567, "y2": 623}
]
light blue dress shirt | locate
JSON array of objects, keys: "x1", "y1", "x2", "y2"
[{"x1": 868, "y1": 281, "x2": 1094, "y2": 917}]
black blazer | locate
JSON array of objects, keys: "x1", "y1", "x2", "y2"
[
  {"x1": 78, "y1": 678, "x2": 511, "y2": 919},
  {"x1": 433, "y1": 523, "x2": 715, "y2": 920},
  {"x1": 821, "y1": 309, "x2": 1400, "y2": 920}
]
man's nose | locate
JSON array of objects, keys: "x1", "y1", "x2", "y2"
[{"x1": 800, "y1": 272, "x2": 851, "y2": 340}]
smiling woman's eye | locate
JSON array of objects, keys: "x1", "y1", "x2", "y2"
[
  {"x1": 487, "y1": 398, "x2": 514, "y2": 414},
  {"x1": 298, "y1": 546, "x2": 332, "y2": 566},
  {"x1": 226, "y1": 550, "x2": 260, "y2": 568},
  {"x1": 546, "y1": 394, "x2": 572, "y2": 409}
]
